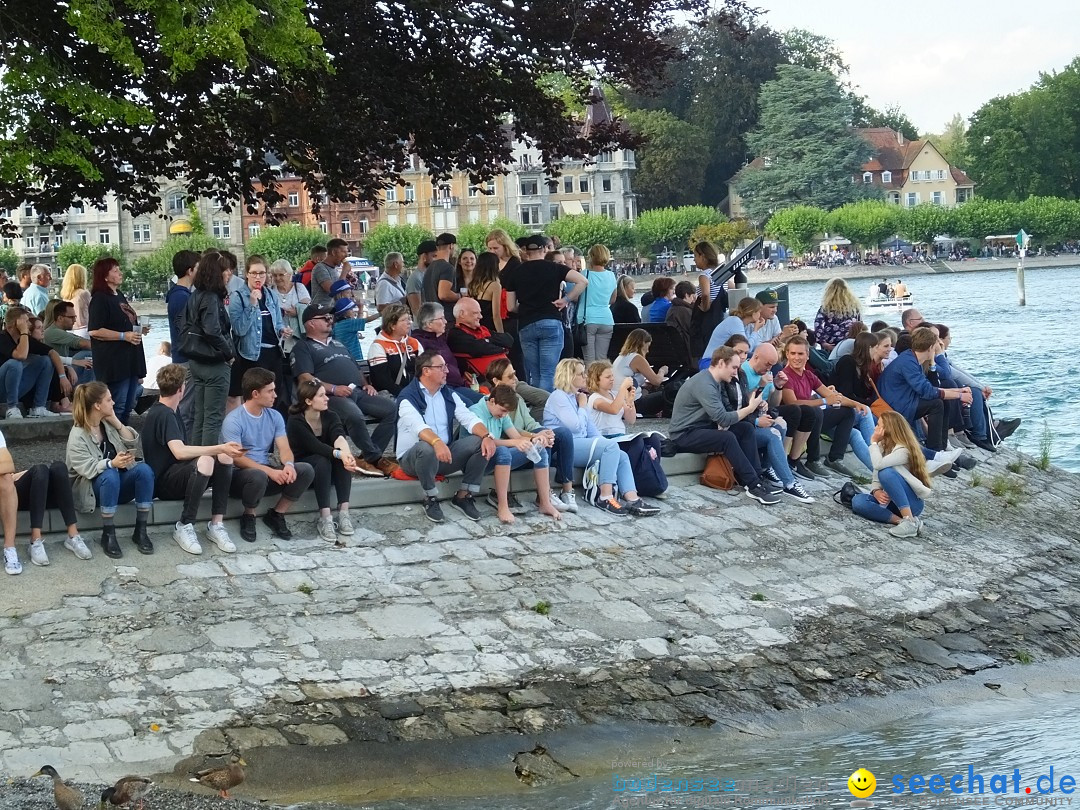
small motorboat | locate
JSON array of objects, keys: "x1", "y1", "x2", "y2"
[{"x1": 865, "y1": 293, "x2": 914, "y2": 313}]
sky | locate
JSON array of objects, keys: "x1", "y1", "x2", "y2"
[{"x1": 756, "y1": 0, "x2": 1080, "y2": 133}]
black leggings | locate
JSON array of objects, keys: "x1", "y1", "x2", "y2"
[
  {"x1": 299, "y1": 454, "x2": 353, "y2": 509},
  {"x1": 15, "y1": 462, "x2": 77, "y2": 530},
  {"x1": 777, "y1": 403, "x2": 855, "y2": 463}
]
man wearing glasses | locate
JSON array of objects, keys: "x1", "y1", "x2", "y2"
[
  {"x1": 291, "y1": 302, "x2": 399, "y2": 478},
  {"x1": 43, "y1": 300, "x2": 94, "y2": 385},
  {"x1": 396, "y1": 351, "x2": 497, "y2": 523}
]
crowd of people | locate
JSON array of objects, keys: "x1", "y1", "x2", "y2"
[{"x1": 0, "y1": 244, "x2": 1023, "y2": 575}]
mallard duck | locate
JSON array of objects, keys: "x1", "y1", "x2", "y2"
[
  {"x1": 99, "y1": 776, "x2": 152, "y2": 810},
  {"x1": 32, "y1": 765, "x2": 85, "y2": 810},
  {"x1": 189, "y1": 755, "x2": 247, "y2": 798}
]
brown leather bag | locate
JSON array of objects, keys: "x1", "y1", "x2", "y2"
[
  {"x1": 868, "y1": 378, "x2": 893, "y2": 419},
  {"x1": 700, "y1": 454, "x2": 737, "y2": 490}
]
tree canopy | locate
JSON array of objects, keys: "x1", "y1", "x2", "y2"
[
  {"x1": 0, "y1": 0, "x2": 747, "y2": 232},
  {"x1": 735, "y1": 66, "x2": 875, "y2": 221},
  {"x1": 361, "y1": 224, "x2": 434, "y2": 270},
  {"x1": 245, "y1": 225, "x2": 329, "y2": 270}
]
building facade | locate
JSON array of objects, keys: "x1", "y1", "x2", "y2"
[
  {"x1": 5, "y1": 197, "x2": 122, "y2": 267},
  {"x1": 121, "y1": 180, "x2": 246, "y2": 263}
]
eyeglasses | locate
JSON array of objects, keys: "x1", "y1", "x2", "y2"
[
  {"x1": 428, "y1": 363, "x2": 448, "y2": 370},
  {"x1": 248, "y1": 271, "x2": 267, "y2": 276},
  {"x1": 312, "y1": 315, "x2": 333, "y2": 322}
]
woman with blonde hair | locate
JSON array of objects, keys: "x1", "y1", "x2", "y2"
[
  {"x1": 814, "y1": 277, "x2": 862, "y2": 352},
  {"x1": 484, "y1": 228, "x2": 521, "y2": 270},
  {"x1": 542, "y1": 358, "x2": 659, "y2": 517},
  {"x1": 851, "y1": 411, "x2": 931, "y2": 538},
  {"x1": 485, "y1": 228, "x2": 523, "y2": 371},
  {"x1": 572, "y1": 243, "x2": 617, "y2": 363},
  {"x1": 61, "y1": 263, "x2": 91, "y2": 331},
  {"x1": 610, "y1": 275, "x2": 640, "y2": 324},
  {"x1": 699, "y1": 297, "x2": 763, "y2": 369}
]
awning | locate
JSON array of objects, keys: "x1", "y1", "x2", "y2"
[
  {"x1": 169, "y1": 221, "x2": 192, "y2": 234},
  {"x1": 560, "y1": 200, "x2": 585, "y2": 216}
]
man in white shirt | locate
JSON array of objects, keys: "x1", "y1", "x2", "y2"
[
  {"x1": 396, "y1": 351, "x2": 496, "y2": 524},
  {"x1": 375, "y1": 252, "x2": 407, "y2": 314},
  {"x1": 21, "y1": 265, "x2": 51, "y2": 317}
]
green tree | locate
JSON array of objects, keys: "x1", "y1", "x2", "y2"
[
  {"x1": 688, "y1": 221, "x2": 757, "y2": 254},
  {"x1": 633, "y1": 206, "x2": 723, "y2": 253},
  {"x1": 923, "y1": 113, "x2": 970, "y2": 171},
  {"x1": 826, "y1": 201, "x2": 900, "y2": 249},
  {"x1": 455, "y1": 217, "x2": 527, "y2": 254},
  {"x1": 897, "y1": 204, "x2": 952, "y2": 246},
  {"x1": 1016, "y1": 196, "x2": 1080, "y2": 244},
  {"x1": 859, "y1": 103, "x2": 919, "y2": 142},
  {"x1": 546, "y1": 215, "x2": 631, "y2": 254},
  {"x1": 764, "y1": 205, "x2": 826, "y2": 255},
  {"x1": 735, "y1": 66, "x2": 875, "y2": 221},
  {"x1": 129, "y1": 234, "x2": 225, "y2": 288},
  {"x1": 0, "y1": 248, "x2": 19, "y2": 275},
  {"x1": 950, "y1": 198, "x2": 1021, "y2": 239},
  {"x1": 187, "y1": 203, "x2": 207, "y2": 236},
  {"x1": 624, "y1": 110, "x2": 710, "y2": 209},
  {"x1": 362, "y1": 224, "x2": 434, "y2": 269},
  {"x1": 56, "y1": 242, "x2": 121, "y2": 270},
  {"x1": 782, "y1": 28, "x2": 849, "y2": 76},
  {"x1": 245, "y1": 224, "x2": 329, "y2": 269}
]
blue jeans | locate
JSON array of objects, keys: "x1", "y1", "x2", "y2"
[
  {"x1": 488, "y1": 445, "x2": 549, "y2": 470},
  {"x1": 108, "y1": 376, "x2": 140, "y2": 425},
  {"x1": 571, "y1": 436, "x2": 636, "y2": 495},
  {"x1": 849, "y1": 408, "x2": 874, "y2": 471},
  {"x1": 549, "y1": 426, "x2": 575, "y2": 485},
  {"x1": 92, "y1": 463, "x2": 155, "y2": 515},
  {"x1": 0, "y1": 355, "x2": 52, "y2": 408},
  {"x1": 519, "y1": 319, "x2": 564, "y2": 391},
  {"x1": 72, "y1": 350, "x2": 95, "y2": 385},
  {"x1": 852, "y1": 467, "x2": 924, "y2": 524},
  {"x1": 755, "y1": 423, "x2": 794, "y2": 487}
]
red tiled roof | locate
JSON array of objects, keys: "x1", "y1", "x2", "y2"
[{"x1": 951, "y1": 167, "x2": 974, "y2": 186}]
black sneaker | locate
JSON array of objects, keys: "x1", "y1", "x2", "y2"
[
  {"x1": 239, "y1": 513, "x2": 258, "y2": 543},
  {"x1": 967, "y1": 432, "x2": 997, "y2": 453},
  {"x1": 805, "y1": 460, "x2": 833, "y2": 479},
  {"x1": 624, "y1": 498, "x2": 660, "y2": 517},
  {"x1": 783, "y1": 482, "x2": 815, "y2": 503},
  {"x1": 449, "y1": 493, "x2": 482, "y2": 521},
  {"x1": 745, "y1": 483, "x2": 780, "y2": 505},
  {"x1": 791, "y1": 460, "x2": 817, "y2": 481},
  {"x1": 953, "y1": 452, "x2": 977, "y2": 470},
  {"x1": 762, "y1": 467, "x2": 784, "y2": 488},
  {"x1": 942, "y1": 466, "x2": 958, "y2": 478},
  {"x1": 995, "y1": 417, "x2": 1021, "y2": 440},
  {"x1": 262, "y1": 509, "x2": 292, "y2": 539},
  {"x1": 595, "y1": 497, "x2": 629, "y2": 516},
  {"x1": 486, "y1": 489, "x2": 526, "y2": 513},
  {"x1": 423, "y1": 496, "x2": 444, "y2": 523}
]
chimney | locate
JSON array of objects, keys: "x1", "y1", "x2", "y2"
[{"x1": 897, "y1": 129, "x2": 905, "y2": 146}]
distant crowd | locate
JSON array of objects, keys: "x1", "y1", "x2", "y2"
[{"x1": 0, "y1": 239, "x2": 1021, "y2": 574}]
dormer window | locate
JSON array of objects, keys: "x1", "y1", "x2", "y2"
[
  {"x1": 862, "y1": 172, "x2": 873, "y2": 184},
  {"x1": 882, "y1": 171, "x2": 892, "y2": 184}
]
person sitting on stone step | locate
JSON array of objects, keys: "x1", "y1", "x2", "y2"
[{"x1": 851, "y1": 411, "x2": 931, "y2": 538}]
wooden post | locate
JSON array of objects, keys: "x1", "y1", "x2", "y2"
[{"x1": 1017, "y1": 248, "x2": 1026, "y2": 306}]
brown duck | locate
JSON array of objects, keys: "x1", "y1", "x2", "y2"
[
  {"x1": 33, "y1": 765, "x2": 85, "y2": 810},
  {"x1": 99, "y1": 776, "x2": 152, "y2": 810},
  {"x1": 189, "y1": 755, "x2": 247, "y2": 798}
]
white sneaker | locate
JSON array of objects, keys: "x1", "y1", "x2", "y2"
[
  {"x1": 889, "y1": 516, "x2": 920, "y2": 538},
  {"x1": 172, "y1": 522, "x2": 203, "y2": 555},
  {"x1": 556, "y1": 491, "x2": 579, "y2": 513},
  {"x1": 205, "y1": 522, "x2": 236, "y2": 553},
  {"x1": 27, "y1": 406, "x2": 50, "y2": 418},
  {"x1": 934, "y1": 447, "x2": 963, "y2": 468},
  {"x1": 28, "y1": 540, "x2": 49, "y2": 566},
  {"x1": 317, "y1": 515, "x2": 337, "y2": 541},
  {"x1": 5, "y1": 407, "x2": 22, "y2": 420},
  {"x1": 337, "y1": 511, "x2": 355, "y2": 536},
  {"x1": 64, "y1": 534, "x2": 93, "y2": 560},
  {"x1": 4, "y1": 547, "x2": 21, "y2": 575}
]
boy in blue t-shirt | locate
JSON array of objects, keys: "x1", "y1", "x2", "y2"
[{"x1": 332, "y1": 298, "x2": 366, "y2": 362}]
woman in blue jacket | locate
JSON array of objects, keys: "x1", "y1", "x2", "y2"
[{"x1": 227, "y1": 254, "x2": 289, "y2": 413}]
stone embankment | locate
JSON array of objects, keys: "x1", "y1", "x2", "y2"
[{"x1": 1, "y1": 445, "x2": 1078, "y2": 802}]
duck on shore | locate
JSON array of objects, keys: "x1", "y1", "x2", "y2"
[
  {"x1": 32, "y1": 765, "x2": 84, "y2": 810},
  {"x1": 189, "y1": 754, "x2": 247, "y2": 799},
  {"x1": 99, "y1": 776, "x2": 153, "y2": 810}
]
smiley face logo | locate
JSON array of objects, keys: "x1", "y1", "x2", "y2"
[{"x1": 848, "y1": 768, "x2": 876, "y2": 798}]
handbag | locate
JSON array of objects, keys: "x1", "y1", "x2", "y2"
[
  {"x1": 832, "y1": 481, "x2": 860, "y2": 509},
  {"x1": 700, "y1": 453, "x2": 736, "y2": 491},
  {"x1": 572, "y1": 270, "x2": 590, "y2": 349},
  {"x1": 179, "y1": 293, "x2": 228, "y2": 363},
  {"x1": 868, "y1": 377, "x2": 892, "y2": 419}
]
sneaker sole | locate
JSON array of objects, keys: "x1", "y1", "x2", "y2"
[
  {"x1": 424, "y1": 510, "x2": 444, "y2": 524},
  {"x1": 29, "y1": 557, "x2": 50, "y2": 566},
  {"x1": 355, "y1": 467, "x2": 385, "y2": 478},
  {"x1": 449, "y1": 501, "x2": 481, "y2": 521},
  {"x1": 745, "y1": 490, "x2": 780, "y2": 505},
  {"x1": 783, "y1": 491, "x2": 815, "y2": 503},
  {"x1": 173, "y1": 537, "x2": 203, "y2": 555}
]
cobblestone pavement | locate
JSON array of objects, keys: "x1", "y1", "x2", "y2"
[{"x1": 2, "y1": 450, "x2": 1078, "y2": 789}]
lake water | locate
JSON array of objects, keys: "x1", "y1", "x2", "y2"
[{"x1": 140, "y1": 265, "x2": 1075, "y2": 471}]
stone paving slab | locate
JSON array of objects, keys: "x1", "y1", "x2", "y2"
[{"x1": 0, "y1": 448, "x2": 1078, "y2": 785}]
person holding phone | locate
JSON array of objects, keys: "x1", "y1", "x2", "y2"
[{"x1": 66, "y1": 382, "x2": 155, "y2": 559}]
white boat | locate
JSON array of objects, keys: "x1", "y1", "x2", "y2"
[{"x1": 865, "y1": 294, "x2": 914, "y2": 313}]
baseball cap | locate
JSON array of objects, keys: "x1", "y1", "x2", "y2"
[
  {"x1": 416, "y1": 240, "x2": 437, "y2": 256},
  {"x1": 301, "y1": 301, "x2": 335, "y2": 324},
  {"x1": 329, "y1": 279, "x2": 352, "y2": 296},
  {"x1": 521, "y1": 234, "x2": 547, "y2": 251},
  {"x1": 755, "y1": 288, "x2": 780, "y2": 305}
]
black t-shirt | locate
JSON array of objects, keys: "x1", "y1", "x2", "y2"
[
  {"x1": 422, "y1": 259, "x2": 455, "y2": 305},
  {"x1": 88, "y1": 290, "x2": 146, "y2": 383},
  {"x1": 501, "y1": 259, "x2": 570, "y2": 329},
  {"x1": 290, "y1": 337, "x2": 362, "y2": 386},
  {"x1": 258, "y1": 297, "x2": 276, "y2": 347},
  {"x1": 142, "y1": 402, "x2": 185, "y2": 480},
  {"x1": 0, "y1": 332, "x2": 51, "y2": 363}
]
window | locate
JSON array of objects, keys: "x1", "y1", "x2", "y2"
[
  {"x1": 98, "y1": 228, "x2": 111, "y2": 244},
  {"x1": 598, "y1": 151, "x2": 613, "y2": 163},
  {"x1": 468, "y1": 185, "x2": 479, "y2": 198},
  {"x1": 579, "y1": 177, "x2": 589, "y2": 193},
  {"x1": 519, "y1": 205, "x2": 541, "y2": 225},
  {"x1": 341, "y1": 219, "x2": 351, "y2": 235},
  {"x1": 862, "y1": 172, "x2": 873, "y2": 184},
  {"x1": 76, "y1": 229, "x2": 87, "y2": 244},
  {"x1": 932, "y1": 191, "x2": 944, "y2": 206},
  {"x1": 167, "y1": 191, "x2": 186, "y2": 212},
  {"x1": 623, "y1": 149, "x2": 634, "y2": 162},
  {"x1": 549, "y1": 204, "x2": 560, "y2": 222},
  {"x1": 601, "y1": 202, "x2": 617, "y2": 218},
  {"x1": 71, "y1": 201, "x2": 84, "y2": 215},
  {"x1": 888, "y1": 192, "x2": 901, "y2": 205},
  {"x1": 563, "y1": 177, "x2": 573, "y2": 194},
  {"x1": 53, "y1": 234, "x2": 64, "y2": 250},
  {"x1": 934, "y1": 169, "x2": 946, "y2": 180},
  {"x1": 24, "y1": 236, "x2": 34, "y2": 250},
  {"x1": 386, "y1": 213, "x2": 399, "y2": 226},
  {"x1": 486, "y1": 180, "x2": 495, "y2": 194},
  {"x1": 248, "y1": 222, "x2": 260, "y2": 238},
  {"x1": 1, "y1": 237, "x2": 11, "y2": 250},
  {"x1": 358, "y1": 219, "x2": 369, "y2": 234},
  {"x1": 487, "y1": 209, "x2": 498, "y2": 223},
  {"x1": 602, "y1": 176, "x2": 612, "y2": 193},
  {"x1": 23, "y1": 204, "x2": 34, "y2": 217},
  {"x1": 132, "y1": 223, "x2": 151, "y2": 243},
  {"x1": 468, "y1": 210, "x2": 480, "y2": 224},
  {"x1": 404, "y1": 183, "x2": 416, "y2": 203},
  {"x1": 319, "y1": 221, "x2": 328, "y2": 234},
  {"x1": 406, "y1": 212, "x2": 418, "y2": 225},
  {"x1": 287, "y1": 191, "x2": 299, "y2": 207},
  {"x1": 212, "y1": 219, "x2": 231, "y2": 239},
  {"x1": 906, "y1": 192, "x2": 919, "y2": 207},
  {"x1": 520, "y1": 179, "x2": 539, "y2": 196},
  {"x1": 212, "y1": 199, "x2": 223, "y2": 210},
  {"x1": 386, "y1": 186, "x2": 398, "y2": 202},
  {"x1": 882, "y1": 171, "x2": 892, "y2": 184},
  {"x1": 581, "y1": 203, "x2": 590, "y2": 214},
  {"x1": 0, "y1": 208, "x2": 8, "y2": 219}
]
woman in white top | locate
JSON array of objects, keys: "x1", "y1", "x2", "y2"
[
  {"x1": 850, "y1": 411, "x2": 931, "y2": 538},
  {"x1": 585, "y1": 360, "x2": 636, "y2": 437},
  {"x1": 271, "y1": 259, "x2": 309, "y2": 354},
  {"x1": 61, "y1": 263, "x2": 91, "y2": 333},
  {"x1": 611, "y1": 328, "x2": 668, "y2": 417}
]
